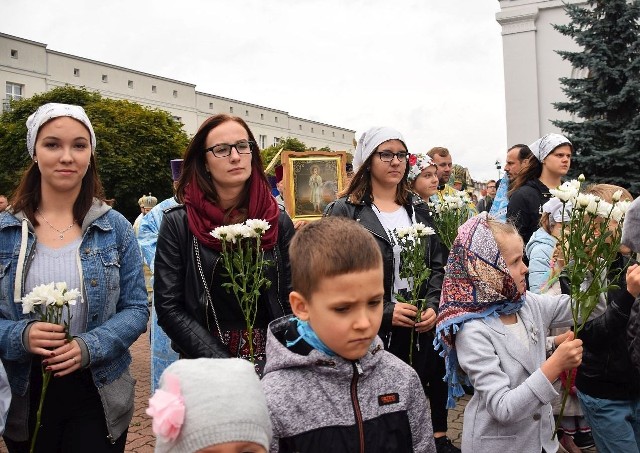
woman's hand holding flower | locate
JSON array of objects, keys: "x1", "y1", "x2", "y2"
[
  {"x1": 392, "y1": 303, "x2": 418, "y2": 328},
  {"x1": 415, "y1": 307, "x2": 436, "y2": 332},
  {"x1": 27, "y1": 322, "x2": 66, "y2": 356},
  {"x1": 43, "y1": 339, "x2": 82, "y2": 377}
]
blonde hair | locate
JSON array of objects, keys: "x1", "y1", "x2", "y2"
[
  {"x1": 485, "y1": 217, "x2": 522, "y2": 255},
  {"x1": 584, "y1": 183, "x2": 633, "y2": 203}
]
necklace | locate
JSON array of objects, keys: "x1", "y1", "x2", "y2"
[{"x1": 36, "y1": 208, "x2": 76, "y2": 240}]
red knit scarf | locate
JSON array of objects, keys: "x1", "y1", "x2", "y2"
[{"x1": 183, "y1": 167, "x2": 280, "y2": 251}]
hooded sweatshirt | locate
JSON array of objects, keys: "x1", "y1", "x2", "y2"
[
  {"x1": 525, "y1": 227, "x2": 557, "y2": 294},
  {"x1": 261, "y1": 317, "x2": 435, "y2": 453}
]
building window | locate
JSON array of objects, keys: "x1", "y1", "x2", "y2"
[
  {"x1": 209, "y1": 102, "x2": 213, "y2": 109},
  {"x1": 230, "y1": 106, "x2": 234, "y2": 114},
  {"x1": 260, "y1": 113, "x2": 264, "y2": 120},
  {"x1": 259, "y1": 135, "x2": 267, "y2": 149},
  {"x1": 274, "y1": 137, "x2": 281, "y2": 146},
  {"x1": 73, "y1": 68, "x2": 80, "y2": 77},
  {"x1": 102, "y1": 74, "x2": 108, "y2": 83},
  {"x1": 245, "y1": 110, "x2": 249, "y2": 117},
  {"x1": 332, "y1": 131, "x2": 335, "y2": 137},
  {"x1": 299, "y1": 124, "x2": 302, "y2": 130},
  {"x1": 128, "y1": 80, "x2": 134, "y2": 89},
  {"x1": 10, "y1": 49, "x2": 18, "y2": 59},
  {"x1": 173, "y1": 90, "x2": 178, "y2": 98},
  {"x1": 172, "y1": 116, "x2": 182, "y2": 122},
  {"x1": 274, "y1": 116, "x2": 278, "y2": 123},
  {"x1": 6, "y1": 82, "x2": 23, "y2": 100},
  {"x1": 311, "y1": 127, "x2": 314, "y2": 133},
  {"x1": 342, "y1": 134, "x2": 345, "y2": 139},
  {"x1": 322, "y1": 129, "x2": 325, "y2": 135},
  {"x1": 152, "y1": 85, "x2": 157, "y2": 93}
]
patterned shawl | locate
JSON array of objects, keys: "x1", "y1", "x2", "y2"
[{"x1": 434, "y1": 212, "x2": 525, "y2": 408}]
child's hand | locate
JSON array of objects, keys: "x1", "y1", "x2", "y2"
[
  {"x1": 415, "y1": 308, "x2": 437, "y2": 332},
  {"x1": 553, "y1": 330, "x2": 573, "y2": 349},
  {"x1": 541, "y1": 331, "x2": 583, "y2": 382},
  {"x1": 392, "y1": 303, "x2": 418, "y2": 328},
  {"x1": 626, "y1": 264, "x2": 640, "y2": 298}
]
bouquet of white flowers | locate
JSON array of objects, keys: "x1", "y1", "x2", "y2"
[
  {"x1": 549, "y1": 175, "x2": 631, "y2": 438},
  {"x1": 431, "y1": 191, "x2": 474, "y2": 249},
  {"x1": 392, "y1": 223, "x2": 435, "y2": 365},
  {"x1": 21, "y1": 281, "x2": 82, "y2": 453},
  {"x1": 211, "y1": 219, "x2": 272, "y2": 364}
]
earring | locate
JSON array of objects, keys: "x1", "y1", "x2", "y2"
[{"x1": 34, "y1": 159, "x2": 38, "y2": 164}]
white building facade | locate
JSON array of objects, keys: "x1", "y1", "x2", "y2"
[
  {"x1": 497, "y1": 0, "x2": 588, "y2": 146},
  {"x1": 1, "y1": 32, "x2": 355, "y2": 152}
]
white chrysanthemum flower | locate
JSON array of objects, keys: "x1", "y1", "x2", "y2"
[
  {"x1": 578, "y1": 174, "x2": 586, "y2": 182},
  {"x1": 585, "y1": 198, "x2": 599, "y2": 215},
  {"x1": 211, "y1": 225, "x2": 233, "y2": 242},
  {"x1": 245, "y1": 219, "x2": 270, "y2": 235},
  {"x1": 396, "y1": 227, "x2": 412, "y2": 238},
  {"x1": 596, "y1": 201, "x2": 614, "y2": 219},
  {"x1": 616, "y1": 200, "x2": 631, "y2": 215},
  {"x1": 568, "y1": 179, "x2": 581, "y2": 191},
  {"x1": 612, "y1": 190, "x2": 623, "y2": 203},
  {"x1": 550, "y1": 186, "x2": 577, "y2": 203},
  {"x1": 610, "y1": 206, "x2": 624, "y2": 223},
  {"x1": 56, "y1": 282, "x2": 67, "y2": 292},
  {"x1": 576, "y1": 193, "x2": 593, "y2": 209}
]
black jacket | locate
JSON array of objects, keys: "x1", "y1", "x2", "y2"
[
  {"x1": 575, "y1": 255, "x2": 640, "y2": 400},
  {"x1": 324, "y1": 195, "x2": 446, "y2": 336},
  {"x1": 154, "y1": 205, "x2": 294, "y2": 359},
  {"x1": 507, "y1": 179, "x2": 552, "y2": 245}
]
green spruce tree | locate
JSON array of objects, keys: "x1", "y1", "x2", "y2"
[{"x1": 553, "y1": 0, "x2": 640, "y2": 195}]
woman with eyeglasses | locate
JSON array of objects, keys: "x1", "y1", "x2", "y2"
[
  {"x1": 325, "y1": 127, "x2": 458, "y2": 452},
  {"x1": 153, "y1": 114, "x2": 294, "y2": 375}
]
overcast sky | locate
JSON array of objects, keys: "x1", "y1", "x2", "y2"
[{"x1": 4, "y1": 0, "x2": 507, "y2": 181}]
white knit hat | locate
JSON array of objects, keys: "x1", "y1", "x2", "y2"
[
  {"x1": 353, "y1": 126, "x2": 406, "y2": 173},
  {"x1": 149, "y1": 358, "x2": 272, "y2": 453},
  {"x1": 26, "y1": 103, "x2": 96, "y2": 158}
]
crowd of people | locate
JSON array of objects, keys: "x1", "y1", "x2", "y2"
[{"x1": 0, "y1": 103, "x2": 638, "y2": 453}]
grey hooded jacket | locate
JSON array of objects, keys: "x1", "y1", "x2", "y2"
[{"x1": 261, "y1": 317, "x2": 436, "y2": 453}]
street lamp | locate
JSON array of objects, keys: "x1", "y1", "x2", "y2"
[{"x1": 495, "y1": 159, "x2": 502, "y2": 180}]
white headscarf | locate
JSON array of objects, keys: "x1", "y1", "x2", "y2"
[
  {"x1": 528, "y1": 133, "x2": 572, "y2": 162},
  {"x1": 542, "y1": 197, "x2": 572, "y2": 223},
  {"x1": 353, "y1": 127, "x2": 406, "y2": 173},
  {"x1": 26, "y1": 103, "x2": 96, "y2": 158}
]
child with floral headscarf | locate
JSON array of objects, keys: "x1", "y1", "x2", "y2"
[{"x1": 434, "y1": 213, "x2": 587, "y2": 452}]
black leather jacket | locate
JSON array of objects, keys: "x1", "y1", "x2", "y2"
[
  {"x1": 324, "y1": 195, "x2": 446, "y2": 335},
  {"x1": 154, "y1": 205, "x2": 294, "y2": 359},
  {"x1": 629, "y1": 292, "x2": 640, "y2": 376}
]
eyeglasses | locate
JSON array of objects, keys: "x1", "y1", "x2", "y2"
[
  {"x1": 204, "y1": 140, "x2": 255, "y2": 158},
  {"x1": 377, "y1": 151, "x2": 409, "y2": 163},
  {"x1": 487, "y1": 185, "x2": 496, "y2": 189}
]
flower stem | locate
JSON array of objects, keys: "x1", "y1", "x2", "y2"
[
  {"x1": 30, "y1": 368, "x2": 52, "y2": 453},
  {"x1": 552, "y1": 367, "x2": 575, "y2": 440}
]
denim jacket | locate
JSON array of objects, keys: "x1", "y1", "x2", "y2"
[{"x1": 0, "y1": 200, "x2": 149, "y2": 442}]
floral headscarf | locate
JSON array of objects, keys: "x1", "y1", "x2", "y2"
[
  {"x1": 408, "y1": 153, "x2": 436, "y2": 181},
  {"x1": 434, "y1": 212, "x2": 525, "y2": 408}
]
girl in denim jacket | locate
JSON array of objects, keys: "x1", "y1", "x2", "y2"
[{"x1": 0, "y1": 103, "x2": 149, "y2": 452}]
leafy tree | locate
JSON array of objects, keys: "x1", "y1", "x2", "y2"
[
  {"x1": 260, "y1": 137, "x2": 308, "y2": 175},
  {"x1": 552, "y1": 0, "x2": 640, "y2": 195},
  {"x1": 0, "y1": 86, "x2": 189, "y2": 221}
]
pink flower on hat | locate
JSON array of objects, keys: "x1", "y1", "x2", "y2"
[{"x1": 146, "y1": 373, "x2": 185, "y2": 441}]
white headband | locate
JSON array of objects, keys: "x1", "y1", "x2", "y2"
[
  {"x1": 26, "y1": 103, "x2": 96, "y2": 158},
  {"x1": 528, "y1": 133, "x2": 571, "y2": 162},
  {"x1": 353, "y1": 127, "x2": 405, "y2": 173}
]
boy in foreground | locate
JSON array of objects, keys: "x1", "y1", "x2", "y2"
[{"x1": 261, "y1": 216, "x2": 436, "y2": 452}]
